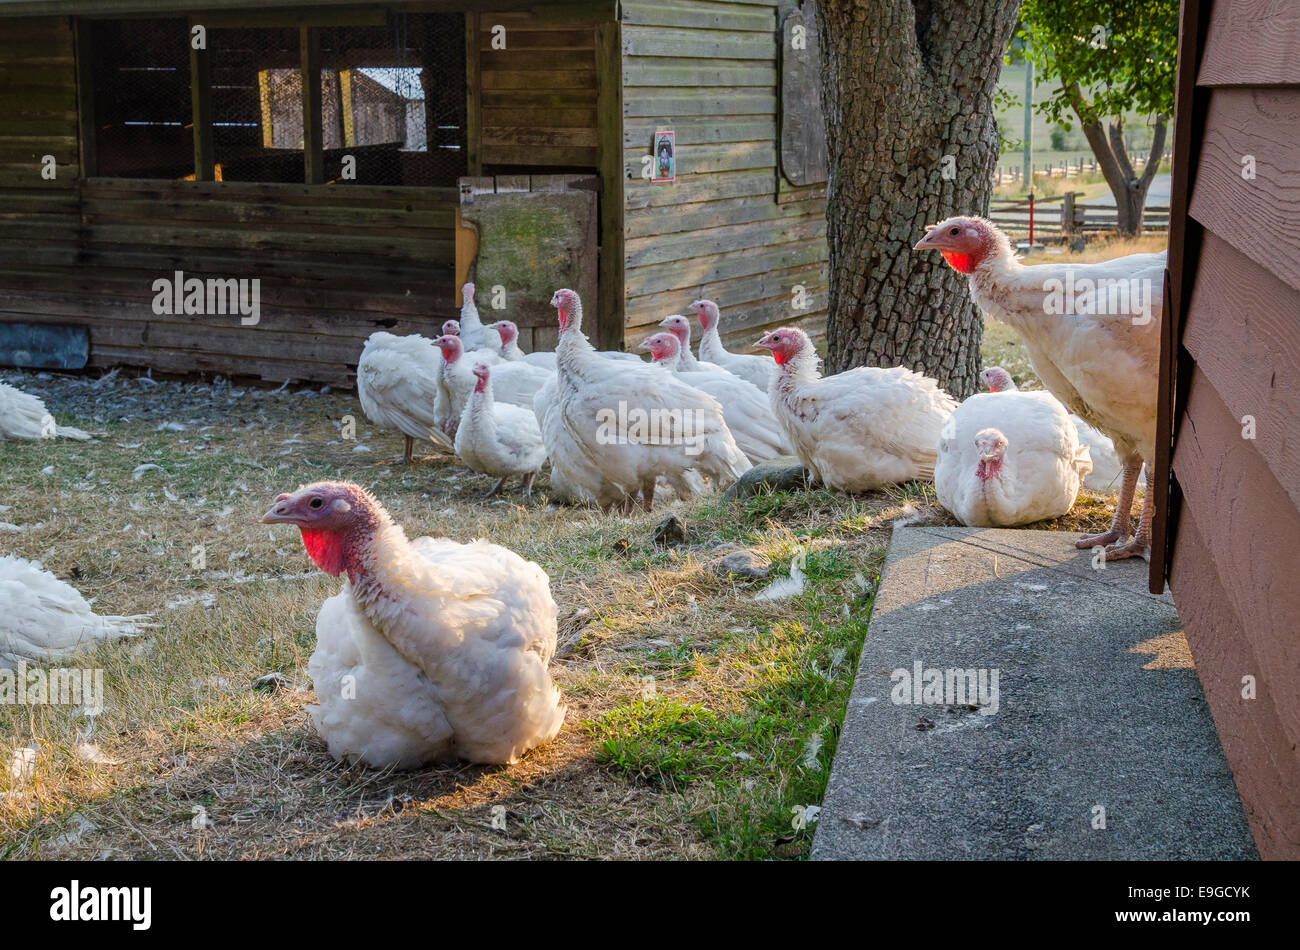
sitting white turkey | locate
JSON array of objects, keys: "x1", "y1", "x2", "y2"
[
  {"x1": 263, "y1": 481, "x2": 564, "y2": 767},
  {"x1": 689, "y1": 299, "x2": 776, "y2": 390},
  {"x1": 431, "y1": 333, "x2": 501, "y2": 438},
  {"x1": 0, "y1": 381, "x2": 90, "y2": 441},
  {"x1": 457, "y1": 282, "x2": 496, "y2": 351},
  {"x1": 757, "y1": 327, "x2": 957, "y2": 492},
  {"x1": 982, "y1": 365, "x2": 1130, "y2": 495},
  {"x1": 356, "y1": 332, "x2": 453, "y2": 462},
  {"x1": 1, "y1": 556, "x2": 150, "y2": 668},
  {"x1": 454, "y1": 363, "x2": 547, "y2": 497},
  {"x1": 541, "y1": 288, "x2": 750, "y2": 511},
  {"x1": 640, "y1": 331, "x2": 789, "y2": 464},
  {"x1": 935, "y1": 391, "x2": 1092, "y2": 526}
]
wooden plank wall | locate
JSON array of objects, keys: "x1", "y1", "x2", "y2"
[
  {"x1": 620, "y1": 0, "x2": 828, "y2": 354},
  {"x1": 0, "y1": 179, "x2": 458, "y2": 385},
  {"x1": 476, "y1": 9, "x2": 600, "y2": 169},
  {"x1": 0, "y1": 16, "x2": 458, "y2": 386},
  {"x1": 1164, "y1": 0, "x2": 1300, "y2": 859}
]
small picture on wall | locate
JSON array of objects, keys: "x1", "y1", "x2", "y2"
[{"x1": 652, "y1": 130, "x2": 675, "y2": 182}]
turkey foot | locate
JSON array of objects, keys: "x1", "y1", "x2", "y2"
[
  {"x1": 521, "y1": 471, "x2": 536, "y2": 499},
  {"x1": 483, "y1": 476, "x2": 507, "y2": 498},
  {"x1": 402, "y1": 435, "x2": 415, "y2": 465},
  {"x1": 1075, "y1": 455, "x2": 1142, "y2": 550},
  {"x1": 1103, "y1": 481, "x2": 1154, "y2": 561}
]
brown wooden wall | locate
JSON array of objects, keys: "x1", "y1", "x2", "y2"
[
  {"x1": 619, "y1": 0, "x2": 829, "y2": 353},
  {"x1": 474, "y1": 9, "x2": 600, "y2": 170},
  {"x1": 1158, "y1": 0, "x2": 1300, "y2": 859},
  {"x1": 0, "y1": 15, "x2": 458, "y2": 386}
]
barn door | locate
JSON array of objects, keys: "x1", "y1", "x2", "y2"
[{"x1": 456, "y1": 174, "x2": 600, "y2": 352}]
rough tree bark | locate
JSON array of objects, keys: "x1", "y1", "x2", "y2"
[
  {"x1": 815, "y1": 0, "x2": 1021, "y2": 397},
  {"x1": 1065, "y1": 86, "x2": 1168, "y2": 236}
]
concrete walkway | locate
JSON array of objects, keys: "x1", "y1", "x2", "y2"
[{"x1": 812, "y1": 526, "x2": 1256, "y2": 861}]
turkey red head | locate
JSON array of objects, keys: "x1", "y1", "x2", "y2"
[
  {"x1": 432, "y1": 334, "x2": 462, "y2": 363},
  {"x1": 658, "y1": 314, "x2": 692, "y2": 348},
  {"x1": 689, "y1": 299, "x2": 720, "y2": 332},
  {"x1": 913, "y1": 216, "x2": 1003, "y2": 275},
  {"x1": 754, "y1": 327, "x2": 811, "y2": 367},
  {"x1": 551, "y1": 288, "x2": 582, "y2": 331},
  {"x1": 974, "y1": 428, "x2": 1008, "y2": 481},
  {"x1": 471, "y1": 361, "x2": 491, "y2": 393},
  {"x1": 980, "y1": 366, "x2": 1017, "y2": 393},
  {"x1": 638, "y1": 331, "x2": 680, "y2": 364},
  {"x1": 442, "y1": 319, "x2": 460, "y2": 337},
  {"x1": 261, "y1": 481, "x2": 386, "y2": 578},
  {"x1": 493, "y1": 320, "x2": 519, "y2": 348}
]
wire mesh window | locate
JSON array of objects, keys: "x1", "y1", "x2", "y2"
[
  {"x1": 89, "y1": 19, "x2": 194, "y2": 179},
  {"x1": 317, "y1": 13, "x2": 467, "y2": 186},
  {"x1": 88, "y1": 13, "x2": 466, "y2": 185}
]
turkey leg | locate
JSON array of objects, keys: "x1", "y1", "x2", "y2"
[
  {"x1": 1103, "y1": 484, "x2": 1154, "y2": 562},
  {"x1": 1076, "y1": 455, "x2": 1141, "y2": 549}
]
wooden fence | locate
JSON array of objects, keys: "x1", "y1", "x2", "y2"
[
  {"x1": 988, "y1": 192, "x2": 1171, "y2": 240},
  {"x1": 994, "y1": 150, "x2": 1172, "y2": 186}
]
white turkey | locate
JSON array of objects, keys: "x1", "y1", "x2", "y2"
[
  {"x1": 934, "y1": 391, "x2": 1092, "y2": 526},
  {"x1": 356, "y1": 332, "x2": 453, "y2": 462},
  {"x1": 981, "y1": 364, "x2": 1131, "y2": 494},
  {"x1": 457, "y1": 282, "x2": 495, "y2": 351},
  {"x1": 454, "y1": 363, "x2": 547, "y2": 497},
  {"x1": 431, "y1": 333, "x2": 501, "y2": 438},
  {"x1": 657, "y1": 315, "x2": 713, "y2": 372},
  {"x1": 493, "y1": 319, "x2": 557, "y2": 370},
  {"x1": 0, "y1": 381, "x2": 91, "y2": 441},
  {"x1": 689, "y1": 299, "x2": 776, "y2": 390},
  {"x1": 442, "y1": 319, "x2": 460, "y2": 337},
  {"x1": 0, "y1": 556, "x2": 150, "y2": 668},
  {"x1": 917, "y1": 216, "x2": 1163, "y2": 559},
  {"x1": 541, "y1": 288, "x2": 750, "y2": 511},
  {"x1": 263, "y1": 481, "x2": 564, "y2": 767},
  {"x1": 640, "y1": 331, "x2": 789, "y2": 464},
  {"x1": 757, "y1": 327, "x2": 957, "y2": 492}
]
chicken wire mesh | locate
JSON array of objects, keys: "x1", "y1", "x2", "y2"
[
  {"x1": 89, "y1": 13, "x2": 467, "y2": 185},
  {"x1": 89, "y1": 19, "x2": 194, "y2": 180}
]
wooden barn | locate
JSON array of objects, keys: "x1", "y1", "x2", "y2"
[
  {"x1": 1152, "y1": 0, "x2": 1300, "y2": 859},
  {"x1": 0, "y1": 0, "x2": 829, "y2": 384}
]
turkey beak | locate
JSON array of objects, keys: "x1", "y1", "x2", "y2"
[
  {"x1": 913, "y1": 225, "x2": 945, "y2": 251},
  {"x1": 754, "y1": 333, "x2": 776, "y2": 351},
  {"x1": 261, "y1": 494, "x2": 301, "y2": 525}
]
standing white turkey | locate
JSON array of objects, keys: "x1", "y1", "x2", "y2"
[
  {"x1": 916, "y1": 217, "x2": 1163, "y2": 559},
  {"x1": 262, "y1": 481, "x2": 564, "y2": 767},
  {"x1": 688, "y1": 299, "x2": 776, "y2": 390},
  {"x1": 541, "y1": 288, "x2": 749, "y2": 511},
  {"x1": 493, "y1": 319, "x2": 557, "y2": 370},
  {"x1": 657, "y1": 315, "x2": 713, "y2": 372},
  {"x1": 640, "y1": 331, "x2": 789, "y2": 464},
  {"x1": 457, "y1": 282, "x2": 495, "y2": 351},
  {"x1": 0, "y1": 382, "x2": 90, "y2": 441},
  {"x1": 431, "y1": 333, "x2": 501, "y2": 438},
  {"x1": 356, "y1": 332, "x2": 453, "y2": 462},
  {"x1": 0, "y1": 556, "x2": 150, "y2": 668},
  {"x1": 934, "y1": 391, "x2": 1092, "y2": 526},
  {"x1": 757, "y1": 327, "x2": 957, "y2": 492},
  {"x1": 454, "y1": 363, "x2": 547, "y2": 497},
  {"x1": 981, "y1": 364, "x2": 1130, "y2": 494}
]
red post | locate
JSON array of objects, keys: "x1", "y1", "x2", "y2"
[{"x1": 1028, "y1": 191, "x2": 1035, "y2": 245}]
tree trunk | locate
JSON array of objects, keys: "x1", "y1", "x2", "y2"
[
  {"x1": 1068, "y1": 88, "x2": 1168, "y2": 236},
  {"x1": 815, "y1": 0, "x2": 1021, "y2": 397}
]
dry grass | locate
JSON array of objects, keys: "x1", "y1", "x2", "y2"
[{"x1": 0, "y1": 299, "x2": 1131, "y2": 859}]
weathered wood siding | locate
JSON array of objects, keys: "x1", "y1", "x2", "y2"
[
  {"x1": 0, "y1": 16, "x2": 79, "y2": 186},
  {"x1": 475, "y1": 9, "x2": 601, "y2": 170},
  {"x1": 1157, "y1": 0, "x2": 1300, "y2": 859},
  {"x1": 620, "y1": 0, "x2": 829, "y2": 352}
]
